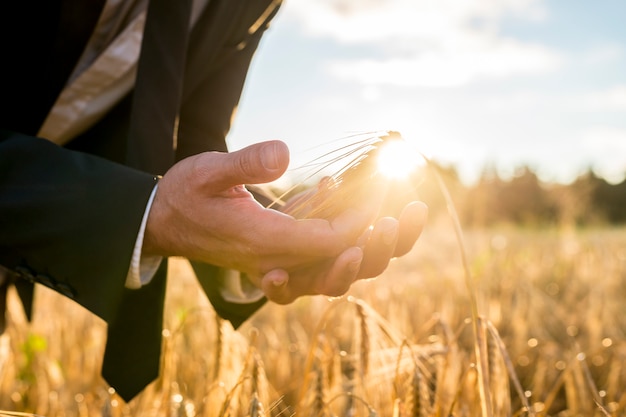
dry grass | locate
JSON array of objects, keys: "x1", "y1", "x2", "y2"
[
  {"x1": 1, "y1": 134, "x2": 624, "y2": 416},
  {"x1": 0, "y1": 224, "x2": 624, "y2": 416}
]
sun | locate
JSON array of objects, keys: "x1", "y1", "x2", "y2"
[{"x1": 375, "y1": 137, "x2": 422, "y2": 180}]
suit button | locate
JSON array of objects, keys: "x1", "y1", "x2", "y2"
[
  {"x1": 56, "y1": 282, "x2": 76, "y2": 299},
  {"x1": 14, "y1": 266, "x2": 36, "y2": 283},
  {"x1": 36, "y1": 273, "x2": 56, "y2": 288}
]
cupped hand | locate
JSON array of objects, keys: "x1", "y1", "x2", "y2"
[
  {"x1": 260, "y1": 187, "x2": 428, "y2": 305},
  {"x1": 144, "y1": 140, "x2": 427, "y2": 305},
  {"x1": 143, "y1": 140, "x2": 373, "y2": 279}
]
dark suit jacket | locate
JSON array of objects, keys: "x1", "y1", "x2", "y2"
[{"x1": 0, "y1": 0, "x2": 280, "y2": 397}]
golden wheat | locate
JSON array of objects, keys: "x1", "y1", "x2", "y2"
[{"x1": 0, "y1": 132, "x2": 624, "y2": 416}]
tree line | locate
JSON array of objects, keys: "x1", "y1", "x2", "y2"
[{"x1": 415, "y1": 164, "x2": 626, "y2": 227}]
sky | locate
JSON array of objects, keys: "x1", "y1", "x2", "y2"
[{"x1": 227, "y1": 0, "x2": 626, "y2": 185}]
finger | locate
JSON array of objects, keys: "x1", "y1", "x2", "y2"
[
  {"x1": 317, "y1": 246, "x2": 363, "y2": 297},
  {"x1": 202, "y1": 140, "x2": 290, "y2": 190},
  {"x1": 261, "y1": 247, "x2": 363, "y2": 304},
  {"x1": 300, "y1": 206, "x2": 374, "y2": 255},
  {"x1": 328, "y1": 204, "x2": 379, "y2": 243},
  {"x1": 261, "y1": 269, "x2": 294, "y2": 305},
  {"x1": 357, "y1": 217, "x2": 398, "y2": 279},
  {"x1": 356, "y1": 226, "x2": 373, "y2": 247},
  {"x1": 394, "y1": 201, "x2": 428, "y2": 257},
  {"x1": 254, "y1": 206, "x2": 374, "y2": 260}
]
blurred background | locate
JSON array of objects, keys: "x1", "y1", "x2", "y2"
[{"x1": 228, "y1": 0, "x2": 626, "y2": 188}]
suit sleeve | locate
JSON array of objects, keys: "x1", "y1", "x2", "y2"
[{"x1": 0, "y1": 130, "x2": 157, "y2": 323}]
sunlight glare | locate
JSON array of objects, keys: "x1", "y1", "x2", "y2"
[{"x1": 376, "y1": 139, "x2": 422, "y2": 179}]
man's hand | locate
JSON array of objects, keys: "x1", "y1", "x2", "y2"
[
  {"x1": 260, "y1": 195, "x2": 428, "y2": 304},
  {"x1": 143, "y1": 140, "x2": 427, "y2": 305},
  {"x1": 144, "y1": 140, "x2": 371, "y2": 277}
]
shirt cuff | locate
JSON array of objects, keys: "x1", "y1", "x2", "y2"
[
  {"x1": 125, "y1": 184, "x2": 163, "y2": 289},
  {"x1": 124, "y1": 184, "x2": 264, "y2": 305},
  {"x1": 219, "y1": 269, "x2": 265, "y2": 304}
]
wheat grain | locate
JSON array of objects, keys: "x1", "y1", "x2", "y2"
[
  {"x1": 311, "y1": 363, "x2": 326, "y2": 417},
  {"x1": 248, "y1": 392, "x2": 265, "y2": 417},
  {"x1": 2, "y1": 219, "x2": 625, "y2": 415},
  {"x1": 280, "y1": 131, "x2": 417, "y2": 222},
  {"x1": 484, "y1": 320, "x2": 534, "y2": 417}
]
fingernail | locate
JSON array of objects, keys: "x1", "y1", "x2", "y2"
[
  {"x1": 261, "y1": 142, "x2": 281, "y2": 171},
  {"x1": 272, "y1": 274, "x2": 287, "y2": 287},
  {"x1": 349, "y1": 251, "x2": 363, "y2": 273}
]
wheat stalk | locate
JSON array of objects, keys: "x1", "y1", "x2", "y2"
[
  {"x1": 355, "y1": 302, "x2": 370, "y2": 379},
  {"x1": 213, "y1": 316, "x2": 224, "y2": 382},
  {"x1": 424, "y1": 157, "x2": 494, "y2": 417},
  {"x1": 484, "y1": 320, "x2": 534, "y2": 417},
  {"x1": 293, "y1": 130, "x2": 495, "y2": 416}
]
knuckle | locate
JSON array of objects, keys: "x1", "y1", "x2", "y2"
[
  {"x1": 188, "y1": 154, "x2": 213, "y2": 185},
  {"x1": 235, "y1": 152, "x2": 258, "y2": 178}
]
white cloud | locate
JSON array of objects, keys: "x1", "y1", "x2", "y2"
[
  {"x1": 279, "y1": 0, "x2": 559, "y2": 87},
  {"x1": 457, "y1": 85, "x2": 626, "y2": 114},
  {"x1": 282, "y1": 0, "x2": 547, "y2": 43},
  {"x1": 326, "y1": 38, "x2": 560, "y2": 87}
]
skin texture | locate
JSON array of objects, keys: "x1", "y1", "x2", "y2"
[{"x1": 144, "y1": 140, "x2": 428, "y2": 305}]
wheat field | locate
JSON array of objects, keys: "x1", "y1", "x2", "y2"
[{"x1": 0, "y1": 220, "x2": 625, "y2": 416}]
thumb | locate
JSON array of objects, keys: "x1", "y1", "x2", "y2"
[{"x1": 212, "y1": 140, "x2": 290, "y2": 189}]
